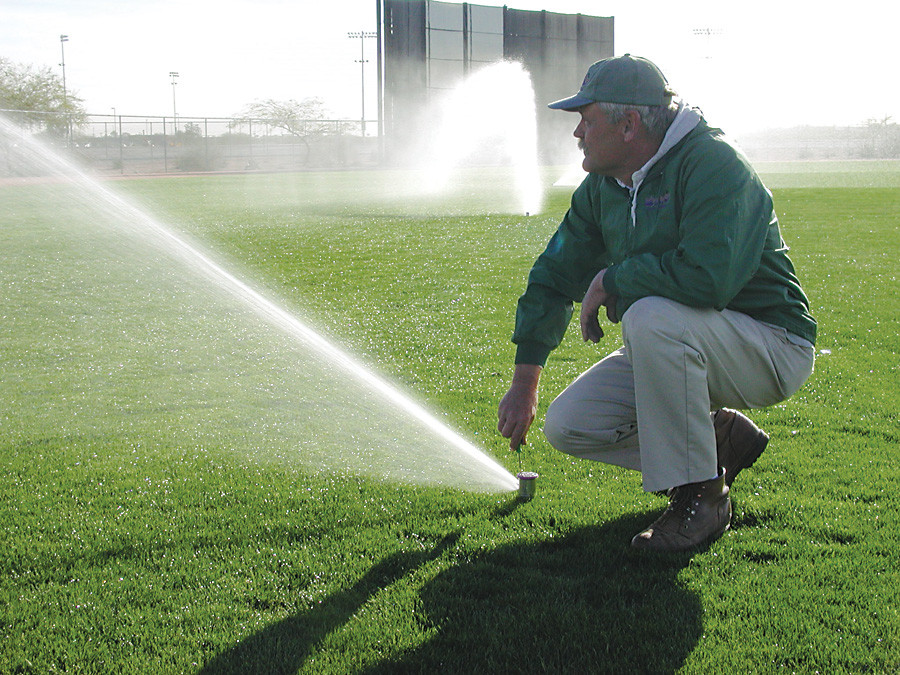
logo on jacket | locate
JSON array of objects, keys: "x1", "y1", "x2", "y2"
[{"x1": 644, "y1": 193, "x2": 671, "y2": 210}]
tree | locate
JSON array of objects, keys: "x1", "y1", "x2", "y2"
[
  {"x1": 0, "y1": 57, "x2": 87, "y2": 134},
  {"x1": 235, "y1": 97, "x2": 332, "y2": 137},
  {"x1": 233, "y1": 97, "x2": 335, "y2": 165}
]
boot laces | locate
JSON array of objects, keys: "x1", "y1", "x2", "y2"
[{"x1": 663, "y1": 486, "x2": 701, "y2": 528}]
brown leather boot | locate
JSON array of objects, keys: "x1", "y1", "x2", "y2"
[
  {"x1": 713, "y1": 408, "x2": 769, "y2": 487},
  {"x1": 631, "y1": 473, "x2": 731, "y2": 552}
]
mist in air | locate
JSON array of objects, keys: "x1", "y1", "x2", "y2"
[{"x1": 1, "y1": 109, "x2": 526, "y2": 493}]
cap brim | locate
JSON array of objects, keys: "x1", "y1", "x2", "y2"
[{"x1": 547, "y1": 93, "x2": 594, "y2": 110}]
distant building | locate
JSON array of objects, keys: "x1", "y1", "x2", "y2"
[{"x1": 377, "y1": 0, "x2": 614, "y2": 164}]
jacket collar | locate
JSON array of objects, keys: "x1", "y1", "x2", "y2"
[{"x1": 617, "y1": 100, "x2": 703, "y2": 192}]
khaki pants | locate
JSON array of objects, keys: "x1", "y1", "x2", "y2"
[{"x1": 544, "y1": 296, "x2": 815, "y2": 492}]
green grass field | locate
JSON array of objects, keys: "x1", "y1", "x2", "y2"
[{"x1": 1, "y1": 160, "x2": 898, "y2": 673}]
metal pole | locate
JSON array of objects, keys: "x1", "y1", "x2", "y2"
[
  {"x1": 117, "y1": 112, "x2": 124, "y2": 174},
  {"x1": 105, "y1": 109, "x2": 111, "y2": 160},
  {"x1": 348, "y1": 31, "x2": 376, "y2": 136},
  {"x1": 169, "y1": 72, "x2": 179, "y2": 135},
  {"x1": 59, "y1": 35, "x2": 69, "y2": 146},
  {"x1": 163, "y1": 116, "x2": 168, "y2": 173},
  {"x1": 360, "y1": 38, "x2": 366, "y2": 135},
  {"x1": 376, "y1": 0, "x2": 384, "y2": 163}
]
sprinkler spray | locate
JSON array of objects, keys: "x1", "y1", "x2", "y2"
[{"x1": 515, "y1": 443, "x2": 538, "y2": 501}]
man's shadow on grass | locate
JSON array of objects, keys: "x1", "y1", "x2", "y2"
[{"x1": 198, "y1": 507, "x2": 701, "y2": 674}]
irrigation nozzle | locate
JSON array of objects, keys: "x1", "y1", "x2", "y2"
[{"x1": 517, "y1": 471, "x2": 538, "y2": 500}]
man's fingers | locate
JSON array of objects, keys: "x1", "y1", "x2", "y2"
[
  {"x1": 498, "y1": 403, "x2": 534, "y2": 451},
  {"x1": 580, "y1": 305, "x2": 604, "y2": 342},
  {"x1": 498, "y1": 368, "x2": 540, "y2": 453},
  {"x1": 580, "y1": 269, "x2": 611, "y2": 342},
  {"x1": 499, "y1": 417, "x2": 527, "y2": 451},
  {"x1": 509, "y1": 427, "x2": 526, "y2": 451},
  {"x1": 605, "y1": 296, "x2": 618, "y2": 323},
  {"x1": 579, "y1": 303, "x2": 597, "y2": 341}
]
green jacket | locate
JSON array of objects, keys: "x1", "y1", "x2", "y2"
[{"x1": 513, "y1": 114, "x2": 816, "y2": 366}]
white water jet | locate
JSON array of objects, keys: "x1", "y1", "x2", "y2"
[
  {"x1": 0, "y1": 115, "x2": 518, "y2": 493},
  {"x1": 417, "y1": 61, "x2": 544, "y2": 216}
]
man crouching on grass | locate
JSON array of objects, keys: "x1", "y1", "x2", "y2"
[{"x1": 497, "y1": 55, "x2": 816, "y2": 552}]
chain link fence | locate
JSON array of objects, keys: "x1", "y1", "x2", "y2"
[{"x1": 2, "y1": 110, "x2": 382, "y2": 176}]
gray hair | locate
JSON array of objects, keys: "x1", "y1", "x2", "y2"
[{"x1": 597, "y1": 100, "x2": 680, "y2": 139}]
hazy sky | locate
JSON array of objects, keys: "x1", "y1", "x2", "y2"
[{"x1": 2, "y1": 0, "x2": 897, "y2": 135}]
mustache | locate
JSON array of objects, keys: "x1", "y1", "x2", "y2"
[{"x1": 577, "y1": 139, "x2": 586, "y2": 152}]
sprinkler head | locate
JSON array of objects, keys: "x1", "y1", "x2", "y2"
[{"x1": 517, "y1": 471, "x2": 538, "y2": 501}]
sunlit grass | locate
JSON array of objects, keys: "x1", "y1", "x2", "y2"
[{"x1": 1, "y1": 165, "x2": 898, "y2": 672}]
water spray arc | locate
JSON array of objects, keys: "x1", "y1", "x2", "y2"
[{"x1": 0, "y1": 114, "x2": 518, "y2": 493}]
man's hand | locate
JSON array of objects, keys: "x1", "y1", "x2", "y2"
[
  {"x1": 580, "y1": 268, "x2": 616, "y2": 343},
  {"x1": 498, "y1": 364, "x2": 542, "y2": 451}
]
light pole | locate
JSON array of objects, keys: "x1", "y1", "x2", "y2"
[
  {"x1": 691, "y1": 27, "x2": 723, "y2": 60},
  {"x1": 107, "y1": 107, "x2": 116, "y2": 158},
  {"x1": 59, "y1": 35, "x2": 69, "y2": 146},
  {"x1": 169, "y1": 71, "x2": 179, "y2": 135},
  {"x1": 347, "y1": 31, "x2": 376, "y2": 136}
]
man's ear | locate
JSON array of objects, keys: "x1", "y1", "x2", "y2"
[{"x1": 621, "y1": 109, "x2": 643, "y2": 141}]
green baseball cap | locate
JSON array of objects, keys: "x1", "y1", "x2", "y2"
[{"x1": 548, "y1": 54, "x2": 675, "y2": 110}]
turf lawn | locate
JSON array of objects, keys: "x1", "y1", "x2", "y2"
[{"x1": 1, "y1": 160, "x2": 898, "y2": 673}]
